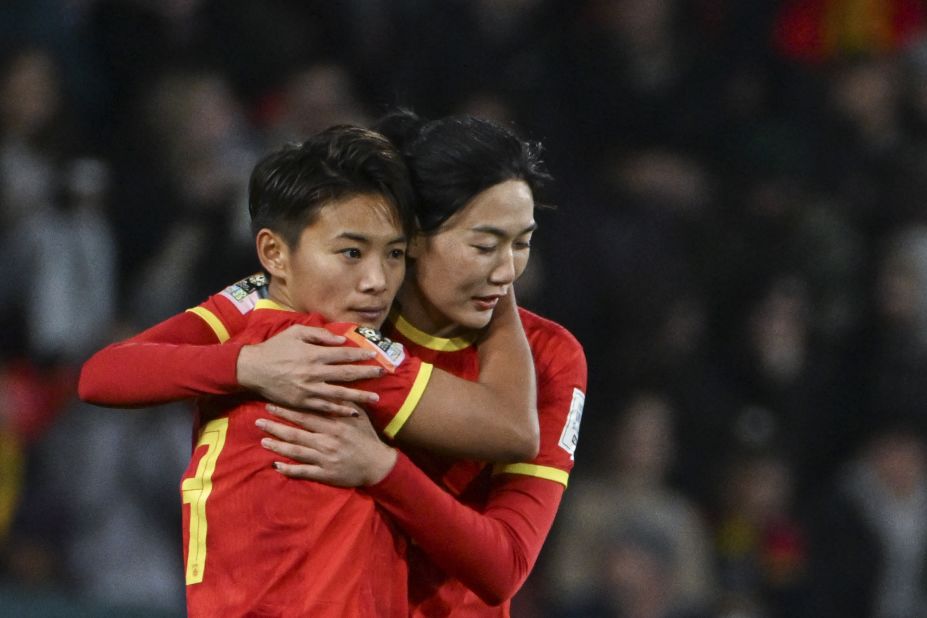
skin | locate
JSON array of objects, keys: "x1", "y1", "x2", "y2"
[
  {"x1": 236, "y1": 326, "x2": 383, "y2": 415},
  {"x1": 256, "y1": 192, "x2": 408, "y2": 327},
  {"x1": 261, "y1": 179, "x2": 538, "y2": 482},
  {"x1": 76, "y1": 194, "x2": 399, "y2": 413},
  {"x1": 78, "y1": 178, "x2": 539, "y2": 458},
  {"x1": 251, "y1": 192, "x2": 407, "y2": 474},
  {"x1": 238, "y1": 192, "x2": 408, "y2": 415},
  {"x1": 400, "y1": 179, "x2": 537, "y2": 337}
]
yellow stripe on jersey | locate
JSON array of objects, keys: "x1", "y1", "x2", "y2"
[
  {"x1": 383, "y1": 362, "x2": 434, "y2": 438},
  {"x1": 254, "y1": 298, "x2": 293, "y2": 312},
  {"x1": 186, "y1": 307, "x2": 231, "y2": 343},
  {"x1": 390, "y1": 312, "x2": 476, "y2": 352},
  {"x1": 492, "y1": 463, "x2": 570, "y2": 488}
]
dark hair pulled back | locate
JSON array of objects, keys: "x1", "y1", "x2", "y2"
[{"x1": 374, "y1": 109, "x2": 552, "y2": 233}]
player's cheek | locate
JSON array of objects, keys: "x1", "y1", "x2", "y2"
[{"x1": 514, "y1": 253, "x2": 530, "y2": 280}]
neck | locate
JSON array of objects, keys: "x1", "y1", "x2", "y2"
[
  {"x1": 396, "y1": 281, "x2": 468, "y2": 339},
  {"x1": 266, "y1": 278, "x2": 297, "y2": 312}
]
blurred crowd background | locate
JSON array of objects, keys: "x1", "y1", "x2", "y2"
[{"x1": 3, "y1": 0, "x2": 927, "y2": 616}]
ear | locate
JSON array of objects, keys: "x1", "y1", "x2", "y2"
[
  {"x1": 255, "y1": 229, "x2": 289, "y2": 279},
  {"x1": 407, "y1": 233, "x2": 425, "y2": 259}
]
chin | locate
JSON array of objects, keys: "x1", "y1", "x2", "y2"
[{"x1": 458, "y1": 310, "x2": 493, "y2": 331}]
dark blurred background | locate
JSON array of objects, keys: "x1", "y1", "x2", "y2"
[{"x1": 2, "y1": 1, "x2": 927, "y2": 616}]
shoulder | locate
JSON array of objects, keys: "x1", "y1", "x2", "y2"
[
  {"x1": 518, "y1": 307, "x2": 586, "y2": 371},
  {"x1": 232, "y1": 307, "x2": 327, "y2": 343},
  {"x1": 519, "y1": 308, "x2": 582, "y2": 347},
  {"x1": 215, "y1": 273, "x2": 270, "y2": 313}
]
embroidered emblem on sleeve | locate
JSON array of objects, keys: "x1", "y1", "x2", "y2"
[
  {"x1": 558, "y1": 388, "x2": 585, "y2": 460},
  {"x1": 345, "y1": 326, "x2": 407, "y2": 373},
  {"x1": 220, "y1": 273, "x2": 268, "y2": 314}
]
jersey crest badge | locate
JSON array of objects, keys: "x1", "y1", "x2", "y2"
[{"x1": 558, "y1": 388, "x2": 585, "y2": 460}]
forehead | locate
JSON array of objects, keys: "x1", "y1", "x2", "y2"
[
  {"x1": 310, "y1": 193, "x2": 404, "y2": 236},
  {"x1": 450, "y1": 180, "x2": 535, "y2": 231}
]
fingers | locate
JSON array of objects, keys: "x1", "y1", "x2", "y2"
[
  {"x1": 271, "y1": 461, "x2": 326, "y2": 481},
  {"x1": 260, "y1": 434, "x2": 320, "y2": 464},
  {"x1": 313, "y1": 364, "x2": 384, "y2": 386},
  {"x1": 287, "y1": 325, "x2": 347, "y2": 346},
  {"x1": 291, "y1": 397, "x2": 362, "y2": 417},
  {"x1": 314, "y1": 345, "x2": 380, "y2": 365},
  {"x1": 260, "y1": 409, "x2": 331, "y2": 436},
  {"x1": 303, "y1": 383, "x2": 378, "y2": 406}
]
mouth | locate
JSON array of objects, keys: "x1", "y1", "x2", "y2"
[
  {"x1": 351, "y1": 306, "x2": 388, "y2": 324},
  {"x1": 472, "y1": 294, "x2": 503, "y2": 312}
]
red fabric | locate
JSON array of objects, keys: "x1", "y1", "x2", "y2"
[
  {"x1": 181, "y1": 307, "x2": 419, "y2": 617},
  {"x1": 78, "y1": 273, "x2": 266, "y2": 407},
  {"x1": 368, "y1": 453, "x2": 564, "y2": 610},
  {"x1": 382, "y1": 308, "x2": 588, "y2": 617},
  {"x1": 183, "y1": 401, "x2": 407, "y2": 618},
  {"x1": 79, "y1": 273, "x2": 589, "y2": 616},
  {"x1": 78, "y1": 311, "x2": 244, "y2": 407},
  {"x1": 234, "y1": 308, "x2": 427, "y2": 429}
]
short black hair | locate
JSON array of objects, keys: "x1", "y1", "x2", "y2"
[
  {"x1": 374, "y1": 109, "x2": 552, "y2": 233},
  {"x1": 248, "y1": 125, "x2": 415, "y2": 247}
]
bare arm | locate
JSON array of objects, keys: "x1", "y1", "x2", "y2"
[
  {"x1": 395, "y1": 291, "x2": 538, "y2": 461},
  {"x1": 259, "y1": 291, "x2": 538, "y2": 461}
]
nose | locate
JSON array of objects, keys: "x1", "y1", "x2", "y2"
[
  {"x1": 488, "y1": 248, "x2": 517, "y2": 286},
  {"x1": 359, "y1": 258, "x2": 389, "y2": 294}
]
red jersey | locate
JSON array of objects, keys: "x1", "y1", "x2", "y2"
[
  {"x1": 79, "y1": 273, "x2": 588, "y2": 616},
  {"x1": 181, "y1": 301, "x2": 431, "y2": 617},
  {"x1": 378, "y1": 309, "x2": 587, "y2": 617}
]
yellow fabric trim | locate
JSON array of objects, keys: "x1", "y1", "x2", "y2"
[
  {"x1": 254, "y1": 298, "x2": 293, "y2": 312},
  {"x1": 383, "y1": 362, "x2": 434, "y2": 438},
  {"x1": 186, "y1": 307, "x2": 230, "y2": 343},
  {"x1": 492, "y1": 463, "x2": 570, "y2": 488},
  {"x1": 390, "y1": 312, "x2": 476, "y2": 352}
]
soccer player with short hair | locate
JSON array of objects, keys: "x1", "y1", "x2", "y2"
[{"x1": 80, "y1": 124, "x2": 541, "y2": 617}]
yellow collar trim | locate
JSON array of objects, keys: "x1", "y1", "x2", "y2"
[
  {"x1": 254, "y1": 298, "x2": 294, "y2": 312},
  {"x1": 390, "y1": 311, "x2": 476, "y2": 352}
]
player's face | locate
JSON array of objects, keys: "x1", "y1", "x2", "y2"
[
  {"x1": 409, "y1": 180, "x2": 536, "y2": 335},
  {"x1": 285, "y1": 193, "x2": 407, "y2": 329}
]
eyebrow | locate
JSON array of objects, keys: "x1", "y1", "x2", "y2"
[
  {"x1": 337, "y1": 232, "x2": 408, "y2": 244},
  {"x1": 470, "y1": 222, "x2": 538, "y2": 238}
]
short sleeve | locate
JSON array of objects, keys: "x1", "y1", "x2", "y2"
[
  {"x1": 327, "y1": 323, "x2": 434, "y2": 438},
  {"x1": 186, "y1": 273, "x2": 268, "y2": 342},
  {"x1": 493, "y1": 326, "x2": 587, "y2": 487}
]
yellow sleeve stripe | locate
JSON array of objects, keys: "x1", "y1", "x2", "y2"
[
  {"x1": 383, "y1": 362, "x2": 434, "y2": 439},
  {"x1": 186, "y1": 307, "x2": 231, "y2": 343},
  {"x1": 492, "y1": 463, "x2": 570, "y2": 488}
]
